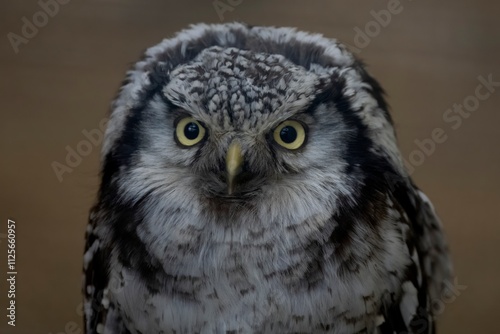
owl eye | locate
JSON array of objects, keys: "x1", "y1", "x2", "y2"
[
  {"x1": 273, "y1": 120, "x2": 306, "y2": 150},
  {"x1": 175, "y1": 117, "x2": 206, "y2": 147}
]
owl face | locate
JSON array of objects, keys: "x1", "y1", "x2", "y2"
[
  {"x1": 113, "y1": 45, "x2": 359, "y2": 215},
  {"x1": 102, "y1": 23, "x2": 403, "y2": 227}
]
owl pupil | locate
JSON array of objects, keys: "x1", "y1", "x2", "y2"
[
  {"x1": 280, "y1": 126, "x2": 297, "y2": 143},
  {"x1": 184, "y1": 123, "x2": 199, "y2": 140}
]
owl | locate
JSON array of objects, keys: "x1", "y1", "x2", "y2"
[{"x1": 83, "y1": 23, "x2": 452, "y2": 334}]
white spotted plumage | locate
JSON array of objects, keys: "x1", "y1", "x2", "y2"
[{"x1": 83, "y1": 22, "x2": 452, "y2": 334}]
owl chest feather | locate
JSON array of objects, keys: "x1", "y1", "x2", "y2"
[{"x1": 109, "y1": 205, "x2": 408, "y2": 333}]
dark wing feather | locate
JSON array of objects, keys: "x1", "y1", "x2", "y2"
[
  {"x1": 379, "y1": 182, "x2": 452, "y2": 334},
  {"x1": 83, "y1": 208, "x2": 130, "y2": 334}
]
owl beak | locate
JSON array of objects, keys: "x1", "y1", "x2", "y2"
[{"x1": 226, "y1": 141, "x2": 243, "y2": 195}]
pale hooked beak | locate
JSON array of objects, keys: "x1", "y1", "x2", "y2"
[{"x1": 226, "y1": 141, "x2": 244, "y2": 195}]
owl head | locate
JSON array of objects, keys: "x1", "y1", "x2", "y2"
[{"x1": 99, "y1": 22, "x2": 406, "y2": 223}]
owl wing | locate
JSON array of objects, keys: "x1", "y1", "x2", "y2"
[
  {"x1": 83, "y1": 208, "x2": 130, "y2": 334},
  {"x1": 378, "y1": 182, "x2": 453, "y2": 334}
]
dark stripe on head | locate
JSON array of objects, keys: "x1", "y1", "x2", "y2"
[
  {"x1": 309, "y1": 71, "x2": 396, "y2": 192},
  {"x1": 100, "y1": 78, "x2": 171, "y2": 201},
  {"x1": 353, "y1": 59, "x2": 392, "y2": 124}
]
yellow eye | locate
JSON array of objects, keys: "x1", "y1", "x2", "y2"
[
  {"x1": 175, "y1": 117, "x2": 206, "y2": 147},
  {"x1": 273, "y1": 120, "x2": 306, "y2": 150}
]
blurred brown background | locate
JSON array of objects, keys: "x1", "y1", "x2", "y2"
[{"x1": 1, "y1": 0, "x2": 499, "y2": 333}]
